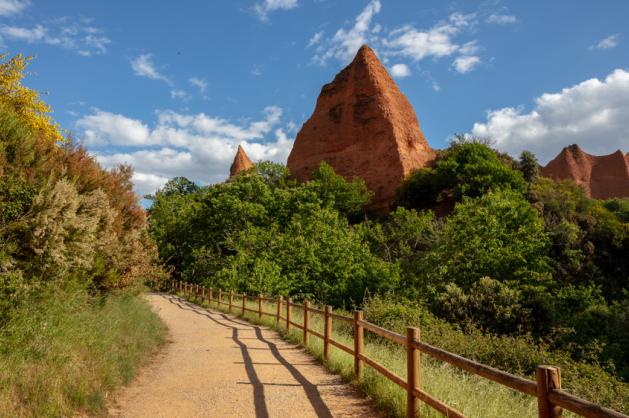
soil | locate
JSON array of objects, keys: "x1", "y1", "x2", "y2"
[{"x1": 108, "y1": 294, "x2": 381, "y2": 418}]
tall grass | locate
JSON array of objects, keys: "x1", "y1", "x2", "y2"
[
  {"x1": 184, "y1": 291, "x2": 553, "y2": 418},
  {"x1": 0, "y1": 284, "x2": 166, "y2": 417}
]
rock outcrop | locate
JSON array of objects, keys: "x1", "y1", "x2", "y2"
[
  {"x1": 541, "y1": 144, "x2": 629, "y2": 199},
  {"x1": 229, "y1": 145, "x2": 254, "y2": 178},
  {"x1": 287, "y1": 45, "x2": 435, "y2": 211}
]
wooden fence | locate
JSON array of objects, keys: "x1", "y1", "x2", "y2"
[{"x1": 171, "y1": 280, "x2": 628, "y2": 418}]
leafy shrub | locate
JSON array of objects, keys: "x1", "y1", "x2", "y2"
[{"x1": 396, "y1": 138, "x2": 526, "y2": 210}]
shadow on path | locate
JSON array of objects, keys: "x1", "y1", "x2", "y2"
[{"x1": 163, "y1": 294, "x2": 333, "y2": 418}]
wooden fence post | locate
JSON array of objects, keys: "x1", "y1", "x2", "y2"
[
  {"x1": 229, "y1": 291, "x2": 234, "y2": 313},
  {"x1": 242, "y1": 293, "x2": 246, "y2": 315},
  {"x1": 536, "y1": 366, "x2": 562, "y2": 418},
  {"x1": 406, "y1": 327, "x2": 421, "y2": 418},
  {"x1": 277, "y1": 297, "x2": 283, "y2": 324},
  {"x1": 258, "y1": 294, "x2": 263, "y2": 319},
  {"x1": 354, "y1": 311, "x2": 364, "y2": 379},
  {"x1": 209, "y1": 288, "x2": 213, "y2": 304},
  {"x1": 195, "y1": 284, "x2": 199, "y2": 299},
  {"x1": 202, "y1": 286, "x2": 205, "y2": 299},
  {"x1": 218, "y1": 288, "x2": 222, "y2": 305},
  {"x1": 287, "y1": 298, "x2": 292, "y2": 331},
  {"x1": 324, "y1": 305, "x2": 332, "y2": 361},
  {"x1": 303, "y1": 301, "x2": 310, "y2": 345}
]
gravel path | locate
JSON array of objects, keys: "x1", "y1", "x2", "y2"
[{"x1": 109, "y1": 293, "x2": 381, "y2": 418}]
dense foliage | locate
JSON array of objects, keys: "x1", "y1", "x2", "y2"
[
  {"x1": 0, "y1": 54, "x2": 165, "y2": 415},
  {"x1": 0, "y1": 55, "x2": 161, "y2": 316},
  {"x1": 150, "y1": 136, "x2": 628, "y2": 409}
]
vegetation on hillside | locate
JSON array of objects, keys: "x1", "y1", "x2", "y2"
[
  {"x1": 150, "y1": 139, "x2": 629, "y2": 412},
  {"x1": 0, "y1": 54, "x2": 166, "y2": 416}
]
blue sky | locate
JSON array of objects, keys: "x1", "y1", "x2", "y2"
[{"x1": 1, "y1": 0, "x2": 628, "y2": 196}]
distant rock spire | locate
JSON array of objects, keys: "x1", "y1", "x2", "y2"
[
  {"x1": 230, "y1": 144, "x2": 254, "y2": 178},
  {"x1": 287, "y1": 44, "x2": 435, "y2": 211},
  {"x1": 541, "y1": 144, "x2": 629, "y2": 198}
]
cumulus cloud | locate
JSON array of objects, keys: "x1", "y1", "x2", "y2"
[
  {"x1": 131, "y1": 172, "x2": 171, "y2": 198},
  {"x1": 254, "y1": 0, "x2": 298, "y2": 22},
  {"x1": 591, "y1": 34, "x2": 619, "y2": 50},
  {"x1": 471, "y1": 69, "x2": 629, "y2": 162},
  {"x1": 130, "y1": 54, "x2": 171, "y2": 85},
  {"x1": 0, "y1": 0, "x2": 29, "y2": 16},
  {"x1": 77, "y1": 111, "x2": 152, "y2": 147},
  {"x1": 0, "y1": 17, "x2": 110, "y2": 56},
  {"x1": 389, "y1": 63, "x2": 411, "y2": 78},
  {"x1": 77, "y1": 106, "x2": 294, "y2": 196}
]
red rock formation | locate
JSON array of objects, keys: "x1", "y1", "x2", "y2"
[
  {"x1": 541, "y1": 144, "x2": 629, "y2": 199},
  {"x1": 287, "y1": 45, "x2": 435, "y2": 211},
  {"x1": 229, "y1": 145, "x2": 254, "y2": 178}
]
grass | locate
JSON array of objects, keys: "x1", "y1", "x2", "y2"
[
  {"x1": 0, "y1": 284, "x2": 166, "y2": 417},
  {"x1": 181, "y1": 290, "x2": 564, "y2": 418}
]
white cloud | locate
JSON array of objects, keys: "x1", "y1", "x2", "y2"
[
  {"x1": 0, "y1": 0, "x2": 29, "y2": 16},
  {"x1": 0, "y1": 17, "x2": 110, "y2": 55},
  {"x1": 254, "y1": 0, "x2": 298, "y2": 22},
  {"x1": 307, "y1": 30, "x2": 323, "y2": 48},
  {"x1": 77, "y1": 111, "x2": 152, "y2": 147},
  {"x1": 130, "y1": 54, "x2": 171, "y2": 85},
  {"x1": 591, "y1": 34, "x2": 619, "y2": 50},
  {"x1": 0, "y1": 24, "x2": 45, "y2": 42},
  {"x1": 170, "y1": 89, "x2": 189, "y2": 101},
  {"x1": 384, "y1": 13, "x2": 475, "y2": 62},
  {"x1": 188, "y1": 77, "x2": 208, "y2": 94},
  {"x1": 313, "y1": 0, "x2": 381, "y2": 64},
  {"x1": 486, "y1": 14, "x2": 517, "y2": 24},
  {"x1": 471, "y1": 69, "x2": 629, "y2": 162},
  {"x1": 251, "y1": 65, "x2": 262, "y2": 76},
  {"x1": 78, "y1": 106, "x2": 294, "y2": 196},
  {"x1": 452, "y1": 55, "x2": 480, "y2": 73},
  {"x1": 312, "y1": 4, "x2": 483, "y2": 77},
  {"x1": 390, "y1": 63, "x2": 411, "y2": 78},
  {"x1": 132, "y1": 172, "x2": 170, "y2": 198}
]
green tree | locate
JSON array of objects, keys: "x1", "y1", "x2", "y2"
[
  {"x1": 518, "y1": 150, "x2": 539, "y2": 183},
  {"x1": 426, "y1": 189, "x2": 551, "y2": 290},
  {"x1": 396, "y1": 138, "x2": 526, "y2": 211}
]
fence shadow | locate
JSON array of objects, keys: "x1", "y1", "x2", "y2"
[{"x1": 163, "y1": 294, "x2": 333, "y2": 418}]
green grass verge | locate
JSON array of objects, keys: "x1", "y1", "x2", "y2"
[
  {"x1": 182, "y1": 291, "x2": 576, "y2": 418},
  {"x1": 0, "y1": 285, "x2": 166, "y2": 417}
]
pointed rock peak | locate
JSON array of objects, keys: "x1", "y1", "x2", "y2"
[
  {"x1": 541, "y1": 144, "x2": 629, "y2": 199},
  {"x1": 229, "y1": 144, "x2": 254, "y2": 178},
  {"x1": 287, "y1": 44, "x2": 435, "y2": 212},
  {"x1": 354, "y1": 44, "x2": 378, "y2": 62}
]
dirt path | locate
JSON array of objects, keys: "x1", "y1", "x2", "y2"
[{"x1": 109, "y1": 294, "x2": 381, "y2": 418}]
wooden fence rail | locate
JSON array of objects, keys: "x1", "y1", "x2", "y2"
[{"x1": 170, "y1": 280, "x2": 628, "y2": 418}]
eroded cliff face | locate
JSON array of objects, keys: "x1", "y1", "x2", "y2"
[
  {"x1": 541, "y1": 144, "x2": 629, "y2": 199},
  {"x1": 287, "y1": 45, "x2": 435, "y2": 211},
  {"x1": 230, "y1": 145, "x2": 254, "y2": 178}
]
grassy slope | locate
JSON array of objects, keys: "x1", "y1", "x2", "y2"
[
  {"x1": 183, "y1": 290, "x2": 591, "y2": 418},
  {"x1": 0, "y1": 286, "x2": 166, "y2": 417}
]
